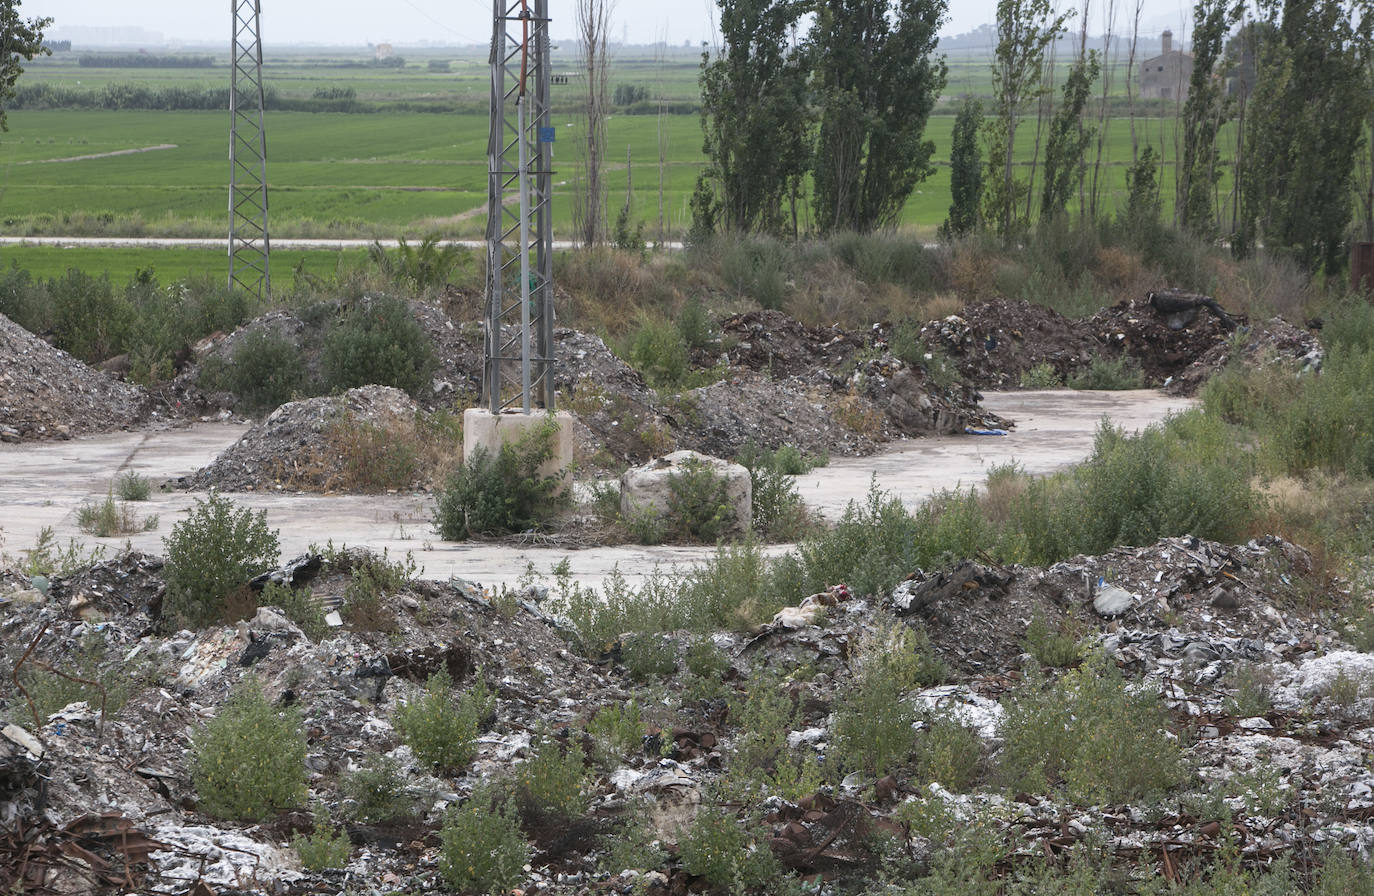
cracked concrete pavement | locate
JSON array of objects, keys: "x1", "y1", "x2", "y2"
[{"x1": 0, "y1": 389, "x2": 1192, "y2": 592}]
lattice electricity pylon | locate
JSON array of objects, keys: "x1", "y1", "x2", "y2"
[
  {"x1": 229, "y1": 0, "x2": 270, "y2": 301},
  {"x1": 483, "y1": 0, "x2": 555, "y2": 413}
]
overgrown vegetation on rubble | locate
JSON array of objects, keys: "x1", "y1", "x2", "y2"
[
  {"x1": 191, "y1": 677, "x2": 306, "y2": 820},
  {"x1": 162, "y1": 493, "x2": 280, "y2": 628}
]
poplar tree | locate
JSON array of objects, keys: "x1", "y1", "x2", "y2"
[{"x1": 0, "y1": 0, "x2": 49, "y2": 133}]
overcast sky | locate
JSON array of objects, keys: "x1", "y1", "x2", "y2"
[{"x1": 32, "y1": 0, "x2": 1200, "y2": 48}]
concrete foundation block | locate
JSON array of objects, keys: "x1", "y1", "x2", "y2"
[
  {"x1": 462, "y1": 409, "x2": 575, "y2": 487},
  {"x1": 620, "y1": 450, "x2": 752, "y2": 537}
]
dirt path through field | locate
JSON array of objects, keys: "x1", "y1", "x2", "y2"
[
  {"x1": 0, "y1": 389, "x2": 1191, "y2": 592},
  {"x1": 16, "y1": 143, "x2": 179, "y2": 164}
]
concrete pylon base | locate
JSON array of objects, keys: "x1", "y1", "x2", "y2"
[{"x1": 462, "y1": 409, "x2": 575, "y2": 486}]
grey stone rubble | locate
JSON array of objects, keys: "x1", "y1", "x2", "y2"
[{"x1": 2, "y1": 533, "x2": 1374, "y2": 893}]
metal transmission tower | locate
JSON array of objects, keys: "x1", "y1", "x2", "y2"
[
  {"x1": 229, "y1": 0, "x2": 270, "y2": 300},
  {"x1": 483, "y1": 0, "x2": 555, "y2": 413}
]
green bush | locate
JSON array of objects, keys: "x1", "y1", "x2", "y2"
[
  {"x1": 260, "y1": 581, "x2": 327, "y2": 641},
  {"x1": 341, "y1": 755, "x2": 415, "y2": 824},
  {"x1": 623, "y1": 315, "x2": 689, "y2": 388},
  {"x1": 588, "y1": 700, "x2": 644, "y2": 762},
  {"x1": 438, "y1": 787, "x2": 530, "y2": 895},
  {"x1": 728, "y1": 668, "x2": 799, "y2": 777},
  {"x1": 76, "y1": 494, "x2": 156, "y2": 537},
  {"x1": 433, "y1": 419, "x2": 567, "y2": 539},
  {"x1": 664, "y1": 457, "x2": 738, "y2": 543},
  {"x1": 791, "y1": 481, "x2": 922, "y2": 600},
  {"x1": 832, "y1": 626, "x2": 929, "y2": 777},
  {"x1": 915, "y1": 711, "x2": 981, "y2": 792},
  {"x1": 737, "y1": 447, "x2": 810, "y2": 542},
  {"x1": 394, "y1": 669, "x2": 493, "y2": 774},
  {"x1": 717, "y1": 236, "x2": 789, "y2": 310},
  {"x1": 999, "y1": 653, "x2": 1186, "y2": 804},
  {"x1": 292, "y1": 813, "x2": 352, "y2": 870},
  {"x1": 1067, "y1": 354, "x2": 1145, "y2": 390},
  {"x1": 197, "y1": 329, "x2": 306, "y2": 414},
  {"x1": 50, "y1": 268, "x2": 132, "y2": 362},
  {"x1": 516, "y1": 734, "x2": 589, "y2": 819},
  {"x1": 115, "y1": 471, "x2": 152, "y2": 501},
  {"x1": 191, "y1": 678, "x2": 307, "y2": 820},
  {"x1": 1021, "y1": 612, "x2": 1082, "y2": 668},
  {"x1": 367, "y1": 235, "x2": 469, "y2": 292},
  {"x1": 1019, "y1": 362, "x2": 1062, "y2": 389},
  {"x1": 677, "y1": 296, "x2": 716, "y2": 352},
  {"x1": 678, "y1": 807, "x2": 782, "y2": 893},
  {"x1": 162, "y1": 493, "x2": 280, "y2": 628},
  {"x1": 321, "y1": 295, "x2": 435, "y2": 398}
]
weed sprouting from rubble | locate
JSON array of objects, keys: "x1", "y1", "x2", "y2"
[{"x1": 191, "y1": 677, "x2": 307, "y2": 821}]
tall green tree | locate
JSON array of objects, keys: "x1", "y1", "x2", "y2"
[
  {"x1": 0, "y1": 0, "x2": 49, "y2": 132},
  {"x1": 694, "y1": 0, "x2": 811, "y2": 235},
  {"x1": 808, "y1": 0, "x2": 948, "y2": 233},
  {"x1": 943, "y1": 98, "x2": 984, "y2": 237},
  {"x1": 982, "y1": 0, "x2": 1071, "y2": 238},
  {"x1": 1176, "y1": 0, "x2": 1239, "y2": 237},
  {"x1": 1237, "y1": 0, "x2": 1368, "y2": 272},
  {"x1": 1039, "y1": 48, "x2": 1100, "y2": 221}
]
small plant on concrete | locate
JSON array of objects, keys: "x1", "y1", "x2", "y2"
[
  {"x1": 76, "y1": 492, "x2": 158, "y2": 538},
  {"x1": 438, "y1": 786, "x2": 529, "y2": 895},
  {"x1": 114, "y1": 470, "x2": 152, "y2": 501},
  {"x1": 395, "y1": 669, "x2": 493, "y2": 774},
  {"x1": 292, "y1": 812, "x2": 352, "y2": 871},
  {"x1": 433, "y1": 418, "x2": 567, "y2": 539},
  {"x1": 737, "y1": 446, "x2": 810, "y2": 542},
  {"x1": 191, "y1": 677, "x2": 306, "y2": 821},
  {"x1": 341, "y1": 755, "x2": 415, "y2": 824},
  {"x1": 163, "y1": 493, "x2": 280, "y2": 628}
]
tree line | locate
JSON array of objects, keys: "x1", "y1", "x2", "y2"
[{"x1": 689, "y1": 0, "x2": 1374, "y2": 277}]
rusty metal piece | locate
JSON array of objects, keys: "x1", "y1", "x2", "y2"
[{"x1": 11, "y1": 620, "x2": 51, "y2": 730}]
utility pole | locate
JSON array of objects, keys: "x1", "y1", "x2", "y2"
[
  {"x1": 484, "y1": 0, "x2": 555, "y2": 413},
  {"x1": 229, "y1": 0, "x2": 270, "y2": 301}
]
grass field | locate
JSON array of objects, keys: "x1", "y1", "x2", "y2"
[
  {"x1": 0, "y1": 244, "x2": 369, "y2": 284},
  {"x1": 0, "y1": 42, "x2": 1212, "y2": 281}
]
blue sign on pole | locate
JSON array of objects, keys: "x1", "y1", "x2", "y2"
[{"x1": 538, "y1": 127, "x2": 556, "y2": 143}]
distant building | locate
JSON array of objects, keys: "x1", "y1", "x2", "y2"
[
  {"x1": 375, "y1": 42, "x2": 394, "y2": 60},
  {"x1": 1139, "y1": 30, "x2": 1192, "y2": 101}
]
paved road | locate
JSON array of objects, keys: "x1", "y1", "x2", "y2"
[{"x1": 0, "y1": 390, "x2": 1191, "y2": 593}]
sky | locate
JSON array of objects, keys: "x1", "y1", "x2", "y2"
[{"x1": 31, "y1": 0, "x2": 1200, "y2": 49}]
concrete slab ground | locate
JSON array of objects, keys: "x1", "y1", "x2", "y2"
[{"x1": 0, "y1": 389, "x2": 1192, "y2": 594}]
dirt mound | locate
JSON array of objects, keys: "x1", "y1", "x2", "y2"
[
  {"x1": 919, "y1": 299, "x2": 1099, "y2": 389},
  {"x1": 1086, "y1": 295, "x2": 1243, "y2": 384},
  {"x1": 0, "y1": 313, "x2": 153, "y2": 442},
  {"x1": 1164, "y1": 315, "x2": 1322, "y2": 395},
  {"x1": 175, "y1": 385, "x2": 426, "y2": 492},
  {"x1": 674, "y1": 373, "x2": 879, "y2": 459},
  {"x1": 720, "y1": 310, "x2": 866, "y2": 378}
]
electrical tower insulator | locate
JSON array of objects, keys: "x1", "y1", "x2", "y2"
[
  {"x1": 229, "y1": 0, "x2": 270, "y2": 301},
  {"x1": 484, "y1": 0, "x2": 555, "y2": 414}
]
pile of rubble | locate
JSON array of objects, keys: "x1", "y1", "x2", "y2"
[
  {"x1": 920, "y1": 295, "x2": 1321, "y2": 393},
  {"x1": 0, "y1": 313, "x2": 153, "y2": 442},
  {"x1": 172, "y1": 386, "x2": 430, "y2": 493},
  {"x1": 3, "y1": 532, "x2": 1373, "y2": 894}
]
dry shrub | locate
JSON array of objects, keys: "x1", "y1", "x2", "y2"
[
  {"x1": 1217, "y1": 253, "x2": 1314, "y2": 321},
  {"x1": 979, "y1": 463, "x2": 1030, "y2": 526},
  {"x1": 834, "y1": 393, "x2": 884, "y2": 438},
  {"x1": 559, "y1": 249, "x2": 690, "y2": 337},
  {"x1": 914, "y1": 292, "x2": 964, "y2": 323},
  {"x1": 947, "y1": 245, "x2": 1000, "y2": 298},
  {"x1": 1092, "y1": 246, "x2": 1142, "y2": 289},
  {"x1": 273, "y1": 411, "x2": 462, "y2": 493},
  {"x1": 786, "y1": 257, "x2": 868, "y2": 327}
]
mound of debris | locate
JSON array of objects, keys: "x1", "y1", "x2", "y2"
[
  {"x1": 174, "y1": 385, "x2": 429, "y2": 493},
  {"x1": 0, "y1": 313, "x2": 153, "y2": 442},
  {"x1": 2, "y1": 532, "x2": 1372, "y2": 895},
  {"x1": 919, "y1": 298, "x2": 1100, "y2": 389},
  {"x1": 719, "y1": 310, "x2": 867, "y2": 379},
  {"x1": 920, "y1": 294, "x2": 1321, "y2": 395}
]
